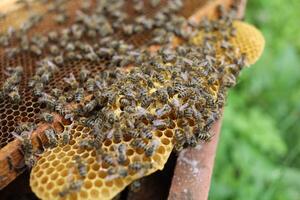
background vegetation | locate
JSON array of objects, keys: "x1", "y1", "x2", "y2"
[{"x1": 209, "y1": 0, "x2": 300, "y2": 199}]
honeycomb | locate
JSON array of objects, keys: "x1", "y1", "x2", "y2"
[
  {"x1": 191, "y1": 21, "x2": 265, "y2": 65},
  {"x1": 30, "y1": 122, "x2": 173, "y2": 200},
  {"x1": 29, "y1": 20, "x2": 265, "y2": 200}
]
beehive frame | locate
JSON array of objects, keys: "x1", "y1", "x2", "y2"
[{"x1": 0, "y1": 1, "x2": 264, "y2": 198}]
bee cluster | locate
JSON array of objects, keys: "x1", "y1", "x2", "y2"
[{"x1": 0, "y1": 0, "x2": 247, "y2": 199}]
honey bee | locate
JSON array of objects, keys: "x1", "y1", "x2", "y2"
[
  {"x1": 12, "y1": 131, "x2": 35, "y2": 168},
  {"x1": 86, "y1": 78, "x2": 95, "y2": 92},
  {"x1": 129, "y1": 180, "x2": 142, "y2": 192},
  {"x1": 33, "y1": 82, "x2": 44, "y2": 97},
  {"x1": 48, "y1": 31, "x2": 58, "y2": 42},
  {"x1": 133, "y1": 1, "x2": 143, "y2": 13},
  {"x1": 40, "y1": 112, "x2": 54, "y2": 123},
  {"x1": 16, "y1": 122, "x2": 36, "y2": 133},
  {"x1": 119, "y1": 97, "x2": 131, "y2": 108},
  {"x1": 128, "y1": 161, "x2": 142, "y2": 172},
  {"x1": 61, "y1": 128, "x2": 71, "y2": 145},
  {"x1": 78, "y1": 67, "x2": 90, "y2": 84},
  {"x1": 51, "y1": 88, "x2": 62, "y2": 98},
  {"x1": 152, "y1": 89, "x2": 169, "y2": 103},
  {"x1": 150, "y1": 0, "x2": 160, "y2": 7},
  {"x1": 30, "y1": 45, "x2": 42, "y2": 56},
  {"x1": 93, "y1": 129, "x2": 106, "y2": 149},
  {"x1": 63, "y1": 73, "x2": 79, "y2": 89},
  {"x1": 155, "y1": 104, "x2": 172, "y2": 117},
  {"x1": 117, "y1": 144, "x2": 127, "y2": 165},
  {"x1": 58, "y1": 179, "x2": 83, "y2": 198},
  {"x1": 8, "y1": 89, "x2": 21, "y2": 104},
  {"x1": 130, "y1": 138, "x2": 147, "y2": 151},
  {"x1": 194, "y1": 128, "x2": 212, "y2": 141},
  {"x1": 98, "y1": 149, "x2": 115, "y2": 166},
  {"x1": 78, "y1": 139, "x2": 94, "y2": 150},
  {"x1": 139, "y1": 127, "x2": 153, "y2": 140},
  {"x1": 174, "y1": 128, "x2": 185, "y2": 151},
  {"x1": 113, "y1": 127, "x2": 122, "y2": 143},
  {"x1": 152, "y1": 119, "x2": 168, "y2": 130},
  {"x1": 83, "y1": 99, "x2": 98, "y2": 113},
  {"x1": 49, "y1": 44, "x2": 59, "y2": 55},
  {"x1": 54, "y1": 13, "x2": 68, "y2": 24},
  {"x1": 74, "y1": 87, "x2": 85, "y2": 103},
  {"x1": 55, "y1": 95, "x2": 67, "y2": 115},
  {"x1": 38, "y1": 93, "x2": 57, "y2": 110},
  {"x1": 74, "y1": 155, "x2": 87, "y2": 178},
  {"x1": 145, "y1": 139, "x2": 160, "y2": 157},
  {"x1": 44, "y1": 128, "x2": 58, "y2": 148},
  {"x1": 54, "y1": 55, "x2": 64, "y2": 65}
]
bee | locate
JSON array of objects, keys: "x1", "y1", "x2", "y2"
[
  {"x1": 5, "y1": 47, "x2": 20, "y2": 58},
  {"x1": 58, "y1": 179, "x2": 83, "y2": 198},
  {"x1": 86, "y1": 78, "x2": 95, "y2": 92},
  {"x1": 119, "y1": 97, "x2": 131, "y2": 108},
  {"x1": 133, "y1": 1, "x2": 143, "y2": 13},
  {"x1": 128, "y1": 161, "x2": 143, "y2": 172},
  {"x1": 194, "y1": 129, "x2": 212, "y2": 141},
  {"x1": 51, "y1": 88, "x2": 62, "y2": 98},
  {"x1": 174, "y1": 128, "x2": 185, "y2": 151},
  {"x1": 8, "y1": 89, "x2": 21, "y2": 104},
  {"x1": 83, "y1": 99, "x2": 98, "y2": 113},
  {"x1": 40, "y1": 112, "x2": 54, "y2": 123},
  {"x1": 55, "y1": 95, "x2": 67, "y2": 115},
  {"x1": 98, "y1": 149, "x2": 115, "y2": 166},
  {"x1": 152, "y1": 89, "x2": 169, "y2": 103},
  {"x1": 178, "y1": 89, "x2": 192, "y2": 99},
  {"x1": 152, "y1": 119, "x2": 168, "y2": 130},
  {"x1": 54, "y1": 55, "x2": 64, "y2": 65},
  {"x1": 79, "y1": 67, "x2": 91, "y2": 83},
  {"x1": 118, "y1": 167, "x2": 128, "y2": 178},
  {"x1": 139, "y1": 127, "x2": 153, "y2": 139},
  {"x1": 33, "y1": 82, "x2": 44, "y2": 97},
  {"x1": 145, "y1": 139, "x2": 160, "y2": 157},
  {"x1": 38, "y1": 93, "x2": 57, "y2": 110},
  {"x1": 6, "y1": 156, "x2": 14, "y2": 171},
  {"x1": 74, "y1": 155, "x2": 87, "y2": 178},
  {"x1": 44, "y1": 128, "x2": 58, "y2": 148},
  {"x1": 130, "y1": 138, "x2": 147, "y2": 151},
  {"x1": 16, "y1": 122, "x2": 36, "y2": 134},
  {"x1": 97, "y1": 47, "x2": 114, "y2": 58},
  {"x1": 111, "y1": 127, "x2": 122, "y2": 142},
  {"x1": 49, "y1": 44, "x2": 59, "y2": 55},
  {"x1": 74, "y1": 87, "x2": 84, "y2": 103},
  {"x1": 12, "y1": 131, "x2": 35, "y2": 167},
  {"x1": 155, "y1": 104, "x2": 172, "y2": 117},
  {"x1": 78, "y1": 139, "x2": 94, "y2": 150},
  {"x1": 93, "y1": 127, "x2": 106, "y2": 149},
  {"x1": 117, "y1": 144, "x2": 127, "y2": 165},
  {"x1": 61, "y1": 128, "x2": 71, "y2": 145},
  {"x1": 30, "y1": 45, "x2": 42, "y2": 56},
  {"x1": 122, "y1": 24, "x2": 134, "y2": 36},
  {"x1": 130, "y1": 180, "x2": 142, "y2": 192},
  {"x1": 63, "y1": 73, "x2": 79, "y2": 89},
  {"x1": 48, "y1": 31, "x2": 58, "y2": 41},
  {"x1": 54, "y1": 13, "x2": 68, "y2": 24},
  {"x1": 139, "y1": 95, "x2": 152, "y2": 108}
]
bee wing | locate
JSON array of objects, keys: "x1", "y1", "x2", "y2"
[{"x1": 11, "y1": 132, "x2": 24, "y2": 141}]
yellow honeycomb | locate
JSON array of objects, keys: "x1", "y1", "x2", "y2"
[
  {"x1": 191, "y1": 21, "x2": 265, "y2": 65},
  {"x1": 30, "y1": 21, "x2": 265, "y2": 200}
]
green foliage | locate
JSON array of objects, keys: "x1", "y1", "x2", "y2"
[{"x1": 209, "y1": 0, "x2": 300, "y2": 199}]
